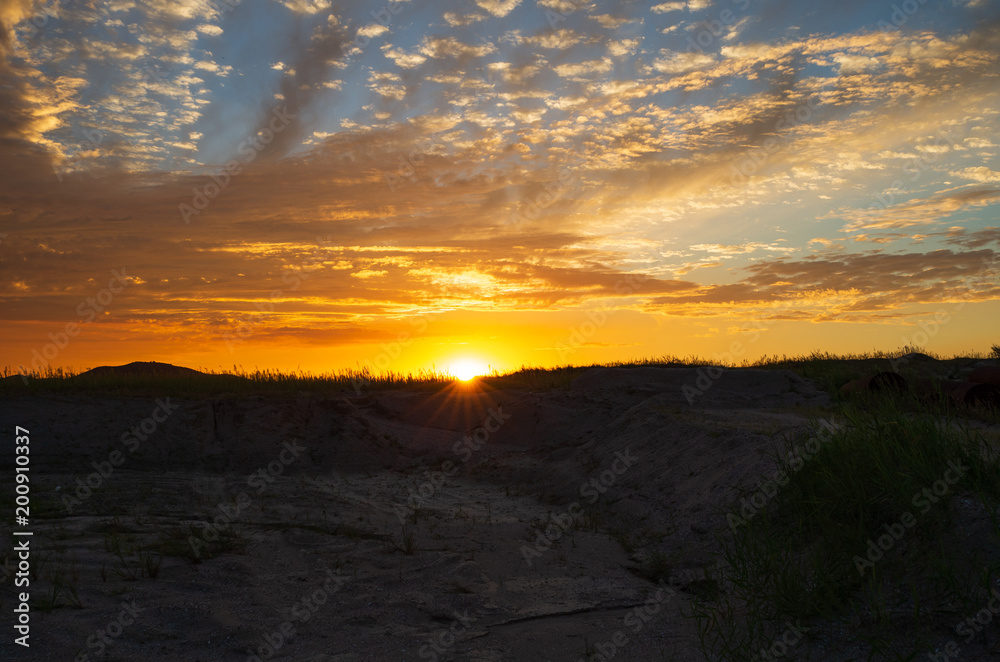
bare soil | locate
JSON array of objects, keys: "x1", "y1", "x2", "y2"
[{"x1": 0, "y1": 366, "x2": 927, "y2": 661}]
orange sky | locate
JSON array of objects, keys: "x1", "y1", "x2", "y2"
[{"x1": 1, "y1": 1, "x2": 999, "y2": 377}]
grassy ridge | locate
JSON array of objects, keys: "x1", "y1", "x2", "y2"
[
  {"x1": 0, "y1": 365, "x2": 455, "y2": 397},
  {"x1": 3, "y1": 349, "x2": 999, "y2": 660},
  {"x1": 2, "y1": 346, "x2": 995, "y2": 397}
]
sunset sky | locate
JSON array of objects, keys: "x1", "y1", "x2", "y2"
[{"x1": 1, "y1": 0, "x2": 998, "y2": 377}]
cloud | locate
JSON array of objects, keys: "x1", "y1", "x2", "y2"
[
  {"x1": 651, "y1": 248, "x2": 998, "y2": 317},
  {"x1": 651, "y1": 50, "x2": 716, "y2": 73},
  {"x1": 487, "y1": 60, "x2": 542, "y2": 83},
  {"x1": 382, "y1": 46, "x2": 426, "y2": 68},
  {"x1": 357, "y1": 24, "x2": 389, "y2": 39},
  {"x1": 443, "y1": 12, "x2": 488, "y2": 27},
  {"x1": 2, "y1": 0, "x2": 999, "y2": 368},
  {"x1": 553, "y1": 57, "x2": 612, "y2": 77},
  {"x1": 275, "y1": 0, "x2": 332, "y2": 14},
  {"x1": 952, "y1": 167, "x2": 1000, "y2": 183},
  {"x1": 140, "y1": 0, "x2": 219, "y2": 21},
  {"x1": 651, "y1": 1, "x2": 710, "y2": 12},
  {"x1": 943, "y1": 226, "x2": 1000, "y2": 248},
  {"x1": 537, "y1": 0, "x2": 592, "y2": 12},
  {"x1": 608, "y1": 38, "x2": 640, "y2": 57},
  {"x1": 249, "y1": 17, "x2": 350, "y2": 162},
  {"x1": 592, "y1": 14, "x2": 634, "y2": 29},
  {"x1": 740, "y1": 248, "x2": 998, "y2": 310},
  {"x1": 193, "y1": 60, "x2": 232, "y2": 75},
  {"x1": 195, "y1": 24, "x2": 223, "y2": 36},
  {"x1": 833, "y1": 53, "x2": 881, "y2": 74},
  {"x1": 419, "y1": 36, "x2": 496, "y2": 59},
  {"x1": 367, "y1": 71, "x2": 405, "y2": 99},
  {"x1": 476, "y1": 0, "x2": 522, "y2": 17},
  {"x1": 520, "y1": 28, "x2": 587, "y2": 49},
  {"x1": 690, "y1": 242, "x2": 795, "y2": 254},
  {"x1": 965, "y1": 137, "x2": 997, "y2": 148},
  {"x1": 839, "y1": 189, "x2": 1000, "y2": 232}
]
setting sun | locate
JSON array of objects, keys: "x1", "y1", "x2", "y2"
[
  {"x1": 2, "y1": 0, "x2": 999, "y2": 384},
  {"x1": 449, "y1": 359, "x2": 488, "y2": 382}
]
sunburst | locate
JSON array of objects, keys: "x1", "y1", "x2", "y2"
[{"x1": 450, "y1": 358, "x2": 488, "y2": 381}]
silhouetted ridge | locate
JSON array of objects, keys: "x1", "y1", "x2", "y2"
[{"x1": 76, "y1": 361, "x2": 207, "y2": 378}]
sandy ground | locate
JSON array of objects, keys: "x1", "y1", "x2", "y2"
[{"x1": 0, "y1": 366, "x2": 941, "y2": 661}]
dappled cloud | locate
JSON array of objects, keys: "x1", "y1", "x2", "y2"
[{"x1": 1, "y1": 0, "x2": 999, "y2": 371}]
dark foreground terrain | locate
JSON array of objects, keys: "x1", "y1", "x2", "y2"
[{"x1": 2, "y1": 360, "x2": 999, "y2": 661}]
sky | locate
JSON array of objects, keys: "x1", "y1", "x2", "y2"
[{"x1": 1, "y1": 0, "x2": 999, "y2": 378}]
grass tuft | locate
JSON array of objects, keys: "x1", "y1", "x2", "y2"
[{"x1": 689, "y1": 395, "x2": 1000, "y2": 660}]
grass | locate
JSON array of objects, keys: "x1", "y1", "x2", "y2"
[
  {"x1": 688, "y1": 392, "x2": 1000, "y2": 661},
  {"x1": 635, "y1": 549, "x2": 673, "y2": 584},
  {"x1": 2, "y1": 345, "x2": 993, "y2": 398},
  {"x1": 30, "y1": 553, "x2": 83, "y2": 611},
  {"x1": 0, "y1": 364, "x2": 458, "y2": 397}
]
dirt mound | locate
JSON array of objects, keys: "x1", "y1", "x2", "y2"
[{"x1": 76, "y1": 361, "x2": 209, "y2": 379}]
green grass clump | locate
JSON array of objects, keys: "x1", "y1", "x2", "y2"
[{"x1": 691, "y1": 396, "x2": 1000, "y2": 660}]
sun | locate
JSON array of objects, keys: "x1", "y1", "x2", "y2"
[{"x1": 449, "y1": 358, "x2": 488, "y2": 382}]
